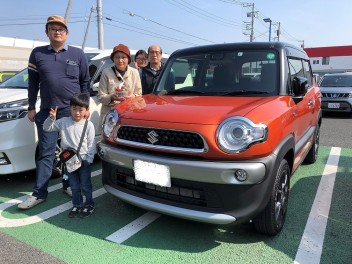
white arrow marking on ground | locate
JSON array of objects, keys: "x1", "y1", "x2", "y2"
[
  {"x1": 294, "y1": 147, "x2": 341, "y2": 264},
  {"x1": 0, "y1": 169, "x2": 105, "y2": 228}
]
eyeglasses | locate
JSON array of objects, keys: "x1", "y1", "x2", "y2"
[
  {"x1": 48, "y1": 27, "x2": 67, "y2": 34},
  {"x1": 114, "y1": 56, "x2": 128, "y2": 61},
  {"x1": 149, "y1": 51, "x2": 161, "y2": 55}
]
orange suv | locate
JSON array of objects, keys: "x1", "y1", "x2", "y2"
[{"x1": 97, "y1": 42, "x2": 322, "y2": 235}]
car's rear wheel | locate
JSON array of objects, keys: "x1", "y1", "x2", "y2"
[
  {"x1": 304, "y1": 124, "x2": 320, "y2": 164},
  {"x1": 35, "y1": 143, "x2": 62, "y2": 179},
  {"x1": 253, "y1": 159, "x2": 290, "y2": 236}
]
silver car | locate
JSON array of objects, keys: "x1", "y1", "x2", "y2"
[{"x1": 320, "y1": 72, "x2": 352, "y2": 113}]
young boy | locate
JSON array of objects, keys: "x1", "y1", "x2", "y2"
[{"x1": 43, "y1": 93, "x2": 96, "y2": 218}]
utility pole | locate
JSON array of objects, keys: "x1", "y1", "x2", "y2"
[
  {"x1": 82, "y1": 6, "x2": 94, "y2": 51},
  {"x1": 243, "y1": 3, "x2": 255, "y2": 42},
  {"x1": 249, "y1": 3, "x2": 254, "y2": 42},
  {"x1": 97, "y1": 0, "x2": 104, "y2": 49},
  {"x1": 299, "y1": 40, "x2": 305, "y2": 48},
  {"x1": 276, "y1": 22, "x2": 281, "y2": 41},
  {"x1": 64, "y1": 0, "x2": 74, "y2": 23}
]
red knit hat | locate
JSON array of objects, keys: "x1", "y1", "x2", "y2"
[{"x1": 110, "y1": 44, "x2": 131, "y2": 64}]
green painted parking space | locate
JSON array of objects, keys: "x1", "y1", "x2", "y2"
[{"x1": 0, "y1": 146, "x2": 351, "y2": 264}]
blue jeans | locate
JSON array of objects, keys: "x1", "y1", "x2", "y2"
[
  {"x1": 33, "y1": 107, "x2": 70, "y2": 199},
  {"x1": 68, "y1": 160, "x2": 94, "y2": 208}
]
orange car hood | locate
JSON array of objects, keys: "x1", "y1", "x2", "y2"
[{"x1": 117, "y1": 94, "x2": 276, "y2": 125}]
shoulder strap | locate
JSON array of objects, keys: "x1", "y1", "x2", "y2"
[
  {"x1": 77, "y1": 119, "x2": 88, "y2": 153},
  {"x1": 111, "y1": 66, "x2": 123, "y2": 82}
]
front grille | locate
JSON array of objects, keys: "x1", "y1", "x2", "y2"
[
  {"x1": 116, "y1": 126, "x2": 204, "y2": 150},
  {"x1": 322, "y1": 92, "x2": 350, "y2": 98},
  {"x1": 110, "y1": 166, "x2": 222, "y2": 208}
]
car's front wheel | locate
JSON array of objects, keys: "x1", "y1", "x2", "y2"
[
  {"x1": 253, "y1": 159, "x2": 290, "y2": 236},
  {"x1": 304, "y1": 124, "x2": 320, "y2": 164}
]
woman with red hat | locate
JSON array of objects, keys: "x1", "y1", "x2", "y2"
[{"x1": 97, "y1": 44, "x2": 142, "y2": 131}]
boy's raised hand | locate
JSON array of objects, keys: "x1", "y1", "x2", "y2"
[{"x1": 49, "y1": 106, "x2": 58, "y2": 119}]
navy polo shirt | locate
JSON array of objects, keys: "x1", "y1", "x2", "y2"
[{"x1": 28, "y1": 45, "x2": 90, "y2": 110}]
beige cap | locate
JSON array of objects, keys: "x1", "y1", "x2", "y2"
[{"x1": 46, "y1": 15, "x2": 67, "y2": 29}]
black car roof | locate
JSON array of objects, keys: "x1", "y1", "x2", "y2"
[{"x1": 170, "y1": 42, "x2": 309, "y2": 60}]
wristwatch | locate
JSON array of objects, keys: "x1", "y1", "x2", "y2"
[{"x1": 28, "y1": 106, "x2": 36, "y2": 111}]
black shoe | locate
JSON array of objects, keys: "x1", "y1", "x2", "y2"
[
  {"x1": 79, "y1": 206, "x2": 95, "y2": 218},
  {"x1": 68, "y1": 207, "x2": 81, "y2": 218}
]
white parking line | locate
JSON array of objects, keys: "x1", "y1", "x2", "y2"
[
  {"x1": 294, "y1": 147, "x2": 341, "y2": 264},
  {"x1": 0, "y1": 169, "x2": 103, "y2": 228},
  {"x1": 106, "y1": 211, "x2": 161, "y2": 243}
]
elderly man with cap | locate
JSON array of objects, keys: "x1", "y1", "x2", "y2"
[
  {"x1": 97, "y1": 43, "x2": 142, "y2": 130},
  {"x1": 18, "y1": 15, "x2": 90, "y2": 209}
]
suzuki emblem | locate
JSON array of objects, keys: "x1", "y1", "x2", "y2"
[{"x1": 147, "y1": 130, "x2": 159, "y2": 144}]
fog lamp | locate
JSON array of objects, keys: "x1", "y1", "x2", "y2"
[{"x1": 234, "y1": 169, "x2": 248, "y2": 182}]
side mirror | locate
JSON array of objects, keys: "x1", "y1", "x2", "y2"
[{"x1": 292, "y1": 76, "x2": 308, "y2": 96}]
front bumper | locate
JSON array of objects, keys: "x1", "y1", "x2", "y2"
[
  {"x1": 0, "y1": 118, "x2": 37, "y2": 175},
  {"x1": 98, "y1": 140, "x2": 279, "y2": 224},
  {"x1": 321, "y1": 99, "x2": 352, "y2": 112}
]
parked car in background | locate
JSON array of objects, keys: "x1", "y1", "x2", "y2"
[
  {"x1": 319, "y1": 72, "x2": 352, "y2": 113},
  {"x1": 97, "y1": 42, "x2": 322, "y2": 236},
  {"x1": 0, "y1": 68, "x2": 101, "y2": 176},
  {"x1": 88, "y1": 50, "x2": 170, "y2": 92},
  {"x1": 0, "y1": 71, "x2": 18, "y2": 84}
]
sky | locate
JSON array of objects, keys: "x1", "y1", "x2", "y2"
[{"x1": 1, "y1": 0, "x2": 352, "y2": 55}]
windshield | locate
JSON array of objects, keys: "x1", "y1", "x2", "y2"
[
  {"x1": 320, "y1": 75, "x2": 352, "y2": 87},
  {"x1": 156, "y1": 50, "x2": 279, "y2": 96},
  {"x1": 0, "y1": 68, "x2": 28, "y2": 89}
]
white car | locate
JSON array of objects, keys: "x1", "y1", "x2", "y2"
[{"x1": 0, "y1": 68, "x2": 102, "y2": 176}]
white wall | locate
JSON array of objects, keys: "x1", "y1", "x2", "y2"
[
  {"x1": 310, "y1": 55, "x2": 352, "y2": 73},
  {"x1": 0, "y1": 36, "x2": 96, "y2": 71}
]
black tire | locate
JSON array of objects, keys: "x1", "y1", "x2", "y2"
[
  {"x1": 253, "y1": 159, "x2": 290, "y2": 236},
  {"x1": 35, "y1": 143, "x2": 62, "y2": 179},
  {"x1": 51, "y1": 144, "x2": 63, "y2": 178},
  {"x1": 304, "y1": 124, "x2": 320, "y2": 164}
]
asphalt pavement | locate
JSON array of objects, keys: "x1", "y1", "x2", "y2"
[{"x1": 0, "y1": 233, "x2": 65, "y2": 264}]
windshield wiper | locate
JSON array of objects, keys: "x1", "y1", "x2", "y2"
[
  {"x1": 165, "y1": 89, "x2": 205, "y2": 95},
  {"x1": 222, "y1": 90, "x2": 269, "y2": 96}
]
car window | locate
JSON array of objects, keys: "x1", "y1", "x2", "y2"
[
  {"x1": 0, "y1": 68, "x2": 28, "y2": 89},
  {"x1": 288, "y1": 58, "x2": 304, "y2": 82},
  {"x1": 320, "y1": 75, "x2": 352, "y2": 87},
  {"x1": 157, "y1": 50, "x2": 278, "y2": 95},
  {"x1": 302, "y1": 60, "x2": 313, "y2": 85}
]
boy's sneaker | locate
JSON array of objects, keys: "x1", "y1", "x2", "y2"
[
  {"x1": 68, "y1": 207, "x2": 81, "y2": 218},
  {"x1": 79, "y1": 206, "x2": 95, "y2": 218},
  {"x1": 18, "y1": 195, "x2": 45, "y2": 210}
]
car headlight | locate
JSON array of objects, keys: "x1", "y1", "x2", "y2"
[
  {"x1": 217, "y1": 117, "x2": 267, "y2": 153},
  {"x1": 0, "y1": 99, "x2": 29, "y2": 122},
  {"x1": 102, "y1": 109, "x2": 119, "y2": 137}
]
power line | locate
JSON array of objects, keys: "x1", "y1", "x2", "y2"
[
  {"x1": 103, "y1": 17, "x2": 200, "y2": 46},
  {"x1": 165, "y1": 0, "x2": 242, "y2": 28},
  {"x1": 0, "y1": 19, "x2": 87, "y2": 27},
  {"x1": 125, "y1": 10, "x2": 215, "y2": 44}
]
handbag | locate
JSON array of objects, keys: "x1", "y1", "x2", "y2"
[{"x1": 59, "y1": 119, "x2": 88, "y2": 173}]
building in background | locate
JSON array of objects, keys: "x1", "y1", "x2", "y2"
[
  {"x1": 0, "y1": 37, "x2": 49, "y2": 71},
  {"x1": 304, "y1": 45, "x2": 352, "y2": 76},
  {"x1": 0, "y1": 37, "x2": 95, "y2": 71}
]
